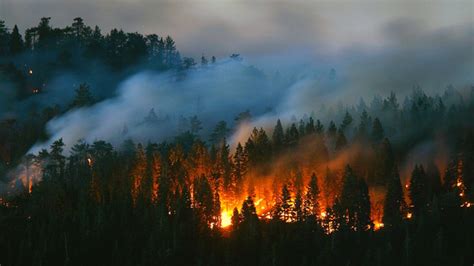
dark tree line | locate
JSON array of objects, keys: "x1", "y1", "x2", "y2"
[
  {"x1": 0, "y1": 89, "x2": 473, "y2": 265},
  {"x1": 0, "y1": 17, "x2": 223, "y2": 173},
  {"x1": 0, "y1": 17, "x2": 473, "y2": 266}
]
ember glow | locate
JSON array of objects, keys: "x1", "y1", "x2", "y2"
[{"x1": 0, "y1": 4, "x2": 472, "y2": 264}]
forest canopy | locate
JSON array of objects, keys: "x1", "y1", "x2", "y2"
[{"x1": 0, "y1": 17, "x2": 473, "y2": 266}]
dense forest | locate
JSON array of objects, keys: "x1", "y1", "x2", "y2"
[{"x1": 0, "y1": 18, "x2": 473, "y2": 266}]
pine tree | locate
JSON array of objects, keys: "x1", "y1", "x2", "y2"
[
  {"x1": 193, "y1": 175, "x2": 215, "y2": 227},
  {"x1": 285, "y1": 123, "x2": 299, "y2": 146},
  {"x1": 315, "y1": 119, "x2": 324, "y2": 134},
  {"x1": 327, "y1": 121, "x2": 337, "y2": 147},
  {"x1": 212, "y1": 190, "x2": 221, "y2": 228},
  {"x1": 71, "y1": 17, "x2": 91, "y2": 41},
  {"x1": 339, "y1": 165, "x2": 371, "y2": 231},
  {"x1": 305, "y1": 117, "x2": 316, "y2": 134},
  {"x1": 146, "y1": 148, "x2": 161, "y2": 203},
  {"x1": 164, "y1": 35, "x2": 178, "y2": 66},
  {"x1": 47, "y1": 138, "x2": 66, "y2": 179},
  {"x1": 356, "y1": 110, "x2": 370, "y2": 141},
  {"x1": 272, "y1": 119, "x2": 284, "y2": 152},
  {"x1": 9, "y1": 25, "x2": 24, "y2": 55},
  {"x1": 373, "y1": 138, "x2": 395, "y2": 185},
  {"x1": 372, "y1": 118, "x2": 384, "y2": 142},
  {"x1": 277, "y1": 184, "x2": 294, "y2": 222},
  {"x1": 340, "y1": 111, "x2": 353, "y2": 131},
  {"x1": 215, "y1": 140, "x2": 232, "y2": 190},
  {"x1": 231, "y1": 207, "x2": 240, "y2": 229},
  {"x1": 294, "y1": 189, "x2": 304, "y2": 222},
  {"x1": 339, "y1": 165, "x2": 359, "y2": 229},
  {"x1": 0, "y1": 20, "x2": 8, "y2": 56},
  {"x1": 409, "y1": 165, "x2": 428, "y2": 217},
  {"x1": 131, "y1": 144, "x2": 146, "y2": 204},
  {"x1": 232, "y1": 143, "x2": 247, "y2": 196},
  {"x1": 239, "y1": 196, "x2": 260, "y2": 263},
  {"x1": 303, "y1": 173, "x2": 320, "y2": 218},
  {"x1": 70, "y1": 83, "x2": 95, "y2": 108},
  {"x1": 383, "y1": 166, "x2": 405, "y2": 227},
  {"x1": 298, "y1": 119, "x2": 306, "y2": 136},
  {"x1": 189, "y1": 115, "x2": 202, "y2": 134},
  {"x1": 335, "y1": 128, "x2": 347, "y2": 151},
  {"x1": 357, "y1": 178, "x2": 372, "y2": 231},
  {"x1": 210, "y1": 121, "x2": 229, "y2": 145}
]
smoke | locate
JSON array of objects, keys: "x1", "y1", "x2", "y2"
[
  {"x1": 2, "y1": 0, "x2": 472, "y2": 58},
  {"x1": 22, "y1": 19, "x2": 473, "y2": 155},
  {"x1": 28, "y1": 60, "x2": 279, "y2": 153}
]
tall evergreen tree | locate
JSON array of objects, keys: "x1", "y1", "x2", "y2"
[
  {"x1": 335, "y1": 128, "x2": 348, "y2": 151},
  {"x1": 272, "y1": 119, "x2": 284, "y2": 152},
  {"x1": 357, "y1": 178, "x2": 372, "y2": 231},
  {"x1": 383, "y1": 166, "x2": 406, "y2": 227},
  {"x1": 303, "y1": 173, "x2": 320, "y2": 218},
  {"x1": 276, "y1": 184, "x2": 294, "y2": 222},
  {"x1": 0, "y1": 20, "x2": 9, "y2": 55},
  {"x1": 372, "y1": 117, "x2": 384, "y2": 142},
  {"x1": 9, "y1": 25, "x2": 23, "y2": 55},
  {"x1": 70, "y1": 83, "x2": 95, "y2": 108},
  {"x1": 210, "y1": 121, "x2": 229, "y2": 145},
  {"x1": 340, "y1": 111, "x2": 353, "y2": 131},
  {"x1": 409, "y1": 165, "x2": 428, "y2": 217}
]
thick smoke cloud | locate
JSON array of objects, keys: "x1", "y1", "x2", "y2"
[
  {"x1": 29, "y1": 60, "x2": 280, "y2": 153},
  {"x1": 26, "y1": 21, "x2": 473, "y2": 154}
]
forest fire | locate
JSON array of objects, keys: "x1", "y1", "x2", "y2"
[
  {"x1": 374, "y1": 222, "x2": 384, "y2": 230},
  {"x1": 221, "y1": 210, "x2": 233, "y2": 228},
  {"x1": 0, "y1": 4, "x2": 472, "y2": 264}
]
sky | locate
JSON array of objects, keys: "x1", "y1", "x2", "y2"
[{"x1": 1, "y1": 0, "x2": 473, "y2": 58}]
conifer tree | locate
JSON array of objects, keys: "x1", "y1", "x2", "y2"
[
  {"x1": 272, "y1": 119, "x2": 284, "y2": 151},
  {"x1": 9, "y1": 25, "x2": 24, "y2": 54},
  {"x1": 409, "y1": 164, "x2": 428, "y2": 217},
  {"x1": 372, "y1": 117, "x2": 384, "y2": 142},
  {"x1": 335, "y1": 128, "x2": 347, "y2": 150},
  {"x1": 383, "y1": 166, "x2": 405, "y2": 227},
  {"x1": 340, "y1": 111, "x2": 353, "y2": 131},
  {"x1": 304, "y1": 173, "x2": 320, "y2": 218},
  {"x1": 70, "y1": 83, "x2": 95, "y2": 108}
]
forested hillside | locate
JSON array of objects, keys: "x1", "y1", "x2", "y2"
[{"x1": 0, "y1": 17, "x2": 473, "y2": 266}]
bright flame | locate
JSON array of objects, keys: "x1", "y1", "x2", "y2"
[
  {"x1": 406, "y1": 212, "x2": 412, "y2": 219},
  {"x1": 28, "y1": 69, "x2": 33, "y2": 75},
  {"x1": 255, "y1": 198, "x2": 264, "y2": 206},
  {"x1": 221, "y1": 210, "x2": 232, "y2": 228},
  {"x1": 374, "y1": 222, "x2": 384, "y2": 230}
]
